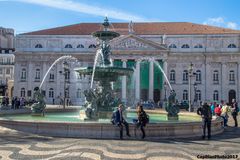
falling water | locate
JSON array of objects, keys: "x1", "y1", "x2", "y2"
[
  {"x1": 90, "y1": 49, "x2": 102, "y2": 88},
  {"x1": 39, "y1": 55, "x2": 74, "y2": 89}
]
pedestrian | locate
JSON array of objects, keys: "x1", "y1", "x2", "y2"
[
  {"x1": 231, "y1": 99, "x2": 239, "y2": 127},
  {"x1": 214, "y1": 104, "x2": 222, "y2": 117},
  {"x1": 197, "y1": 102, "x2": 212, "y2": 140},
  {"x1": 112, "y1": 104, "x2": 131, "y2": 140},
  {"x1": 136, "y1": 105, "x2": 149, "y2": 139},
  {"x1": 221, "y1": 103, "x2": 230, "y2": 127}
]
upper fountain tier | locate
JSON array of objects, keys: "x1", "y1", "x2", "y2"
[{"x1": 92, "y1": 17, "x2": 120, "y2": 41}]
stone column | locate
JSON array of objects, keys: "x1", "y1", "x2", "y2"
[
  {"x1": 149, "y1": 60, "x2": 154, "y2": 101},
  {"x1": 221, "y1": 63, "x2": 227, "y2": 101},
  {"x1": 121, "y1": 59, "x2": 127, "y2": 103},
  {"x1": 161, "y1": 59, "x2": 168, "y2": 101},
  {"x1": 27, "y1": 62, "x2": 33, "y2": 91},
  {"x1": 135, "y1": 59, "x2": 141, "y2": 102}
]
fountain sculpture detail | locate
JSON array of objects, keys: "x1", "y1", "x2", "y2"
[
  {"x1": 165, "y1": 90, "x2": 179, "y2": 120},
  {"x1": 75, "y1": 17, "x2": 134, "y2": 119}
]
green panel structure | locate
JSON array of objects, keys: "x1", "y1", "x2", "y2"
[
  {"x1": 153, "y1": 60, "x2": 163, "y2": 102},
  {"x1": 140, "y1": 61, "x2": 149, "y2": 100},
  {"x1": 127, "y1": 60, "x2": 136, "y2": 90},
  {"x1": 113, "y1": 60, "x2": 122, "y2": 90}
]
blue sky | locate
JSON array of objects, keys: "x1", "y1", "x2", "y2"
[{"x1": 0, "y1": 0, "x2": 239, "y2": 34}]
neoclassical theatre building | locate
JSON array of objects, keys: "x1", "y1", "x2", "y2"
[{"x1": 14, "y1": 21, "x2": 240, "y2": 106}]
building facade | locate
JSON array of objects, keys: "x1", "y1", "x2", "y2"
[
  {"x1": 14, "y1": 22, "x2": 240, "y2": 106},
  {"x1": 0, "y1": 27, "x2": 15, "y2": 97}
]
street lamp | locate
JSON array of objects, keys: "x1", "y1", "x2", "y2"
[
  {"x1": 59, "y1": 61, "x2": 70, "y2": 109},
  {"x1": 188, "y1": 63, "x2": 194, "y2": 112},
  {"x1": 164, "y1": 81, "x2": 167, "y2": 101},
  {"x1": 193, "y1": 82, "x2": 197, "y2": 108}
]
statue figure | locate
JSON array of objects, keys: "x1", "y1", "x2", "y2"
[
  {"x1": 165, "y1": 90, "x2": 179, "y2": 120},
  {"x1": 31, "y1": 90, "x2": 46, "y2": 116},
  {"x1": 101, "y1": 42, "x2": 111, "y2": 66}
]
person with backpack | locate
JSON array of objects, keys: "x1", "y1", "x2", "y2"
[
  {"x1": 136, "y1": 105, "x2": 149, "y2": 139},
  {"x1": 231, "y1": 99, "x2": 239, "y2": 127},
  {"x1": 197, "y1": 102, "x2": 212, "y2": 140}
]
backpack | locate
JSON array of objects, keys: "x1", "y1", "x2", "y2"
[{"x1": 142, "y1": 112, "x2": 149, "y2": 124}]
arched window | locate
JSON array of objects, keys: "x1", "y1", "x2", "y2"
[
  {"x1": 213, "y1": 90, "x2": 219, "y2": 101},
  {"x1": 49, "y1": 88, "x2": 54, "y2": 98},
  {"x1": 20, "y1": 88, "x2": 25, "y2": 97},
  {"x1": 196, "y1": 70, "x2": 201, "y2": 82},
  {"x1": 77, "y1": 44, "x2": 84, "y2": 48},
  {"x1": 183, "y1": 90, "x2": 188, "y2": 101},
  {"x1": 21, "y1": 68, "x2": 26, "y2": 80},
  {"x1": 49, "y1": 73, "x2": 54, "y2": 81},
  {"x1": 181, "y1": 44, "x2": 190, "y2": 48},
  {"x1": 169, "y1": 44, "x2": 177, "y2": 48},
  {"x1": 88, "y1": 44, "x2": 96, "y2": 48},
  {"x1": 196, "y1": 90, "x2": 201, "y2": 101},
  {"x1": 213, "y1": 70, "x2": 219, "y2": 83},
  {"x1": 227, "y1": 44, "x2": 237, "y2": 48},
  {"x1": 35, "y1": 69, "x2": 40, "y2": 80},
  {"x1": 65, "y1": 44, "x2": 73, "y2": 48},
  {"x1": 183, "y1": 70, "x2": 188, "y2": 82},
  {"x1": 76, "y1": 88, "x2": 81, "y2": 98},
  {"x1": 194, "y1": 44, "x2": 203, "y2": 48},
  {"x1": 170, "y1": 70, "x2": 176, "y2": 83},
  {"x1": 35, "y1": 44, "x2": 43, "y2": 48},
  {"x1": 229, "y1": 70, "x2": 235, "y2": 82}
]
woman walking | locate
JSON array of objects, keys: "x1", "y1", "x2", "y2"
[{"x1": 136, "y1": 105, "x2": 149, "y2": 139}]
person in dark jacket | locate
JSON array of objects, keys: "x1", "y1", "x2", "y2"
[
  {"x1": 231, "y1": 99, "x2": 238, "y2": 127},
  {"x1": 112, "y1": 104, "x2": 131, "y2": 139},
  {"x1": 197, "y1": 102, "x2": 212, "y2": 140},
  {"x1": 136, "y1": 105, "x2": 148, "y2": 139}
]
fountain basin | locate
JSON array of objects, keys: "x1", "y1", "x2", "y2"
[{"x1": 0, "y1": 111, "x2": 224, "y2": 139}]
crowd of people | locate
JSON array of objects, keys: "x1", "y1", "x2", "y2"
[{"x1": 0, "y1": 96, "x2": 37, "y2": 109}]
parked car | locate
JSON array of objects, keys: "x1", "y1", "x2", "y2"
[{"x1": 176, "y1": 101, "x2": 189, "y2": 111}]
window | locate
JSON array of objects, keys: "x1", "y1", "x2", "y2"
[
  {"x1": 76, "y1": 88, "x2": 81, "y2": 98},
  {"x1": 49, "y1": 88, "x2": 54, "y2": 98},
  {"x1": 196, "y1": 90, "x2": 201, "y2": 101},
  {"x1": 20, "y1": 88, "x2": 25, "y2": 97},
  {"x1": 170, "y1": 70, "x2": 176, "y2": 83},
  {"x1": 213, "y1": 90, "x2": 219, "y2": 101},
  {"x1": 65, "y1": 88, "x2": 69, "y2": 98},
  {"x1": 21, "y1": 68, "x2": 26, "y2": 80},
  {"x1": 65, "y1": 70, "x2": 70, "y2": 80},
  {"x1": 228, "y1": 44, "x2": 236, "y2": 48},
  {"x1": 196, "y1": 70, "x2": 201, "y2": 82},
  {"x1": 229, "y1": 70, "x2": 235, "y2": 83},
  {"x1": 77, "y1": 44, "x2": 84, "y2": 48},
  {"x1": 88, "y1": 44, "x2": 96, "y2": 48},
  {"x1": 169, "y1": 44, "x2": 177, "y2": 48},
  {"x1": 213, "y1": 70, "x2": 219, "y2": 84},
  {"x1": 49, "y1": 73, "x2": 54, "y2": 81},
  {"x1": 35, "y1": 44, "x2": 43, "y2": 48},
  {"x1": 35, "y1": 69, "x2": 40, "y2": 80},
  {"x1": 181, "y1": 44, "x2": 190, "y2": 48},
  {"x1": 0, "y1": 68, "x2": 2, "y2": 74},
  {"x1": 194, "y1": 44, "x2": 203, "y2": 48},
  {"x1": 65, "y1": 44, "x2": 73, "y2": 48},
  {"x1": 183, "y1": 90, "x2": 188, "y2": 101},
  {"x1": 183, "y1": 70, "x2": 188, "y2": 83},
  {"x1": 6, "y1": 68, "x2": 10, "y2": 75},
  {"x1": 7, "y1": 58, "x2": 11, "y2": 64}
]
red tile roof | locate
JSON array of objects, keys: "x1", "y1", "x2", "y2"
[{"x1": 22, "y1": 22, "x2": 240, "y2": 35}]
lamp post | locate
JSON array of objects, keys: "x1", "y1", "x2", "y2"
[
  {"x1": 188, "y1": 63, "x2": 193, "y2": 112},
  {"x1": 59, "y1": 61, "x2": 69, "y2": 109},
  {"x1": 164, "y1": 81, "x2": 167, "y2": 101},
  {"x1": 193, "y1": 82, "x2": 197, "y2": 108}
]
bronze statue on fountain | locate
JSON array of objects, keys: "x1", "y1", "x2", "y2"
[
  {"x1": 75, "y1": 17, "x2": 133, "y2": 120},
  {"x1": 165, "y1": 90, "x2": 180, "y2": 120}
]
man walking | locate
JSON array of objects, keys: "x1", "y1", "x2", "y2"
[
  {"x1": 112, "y1": 104, "x2": 131, "y2": 139},
  {"x1": 197, "y1": 102, "x2": 212, "y2": 140},
  {"x1": 231, "y1": 99, "x2": 239, "y2": 127}
]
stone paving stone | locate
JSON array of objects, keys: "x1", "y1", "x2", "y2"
[{"x1": 0, "y1": 116, "x2": 239, "y2": 160}]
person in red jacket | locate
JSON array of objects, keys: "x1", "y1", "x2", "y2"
[{"x1": 214, "y1": 104, "x2": 222, "y2": 116}]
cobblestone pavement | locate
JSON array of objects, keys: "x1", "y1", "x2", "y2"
[{"x1": 0, "y1": 116, "x2": 239, "y2": 160}]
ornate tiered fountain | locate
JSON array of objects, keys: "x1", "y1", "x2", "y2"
[{"x1": 75, "y1": 17, "x2": 134, "y2": 120}]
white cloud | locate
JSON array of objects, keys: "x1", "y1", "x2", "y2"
[
  {"x1": 203, "y1": 17, "x2": 238, "y2": 29},
  {"x1": 7, "y1": 0, "x2": 147, "y2": 22}
]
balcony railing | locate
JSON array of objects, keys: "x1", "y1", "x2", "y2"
[{"x1": 0, "y1": 62, "x2": 14, "y2": 65}]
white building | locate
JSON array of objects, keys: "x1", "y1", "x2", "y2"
[
  {"x1": 14, "y1": 22, "x2": 240, "y2": 106},
  {"x1": 0, "y1": 27, "x2": 15, "y2": 97}
]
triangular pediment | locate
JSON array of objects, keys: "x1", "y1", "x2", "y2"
[{"x1": 110, "y1": 34, "x2": 167, "y2": 51}]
